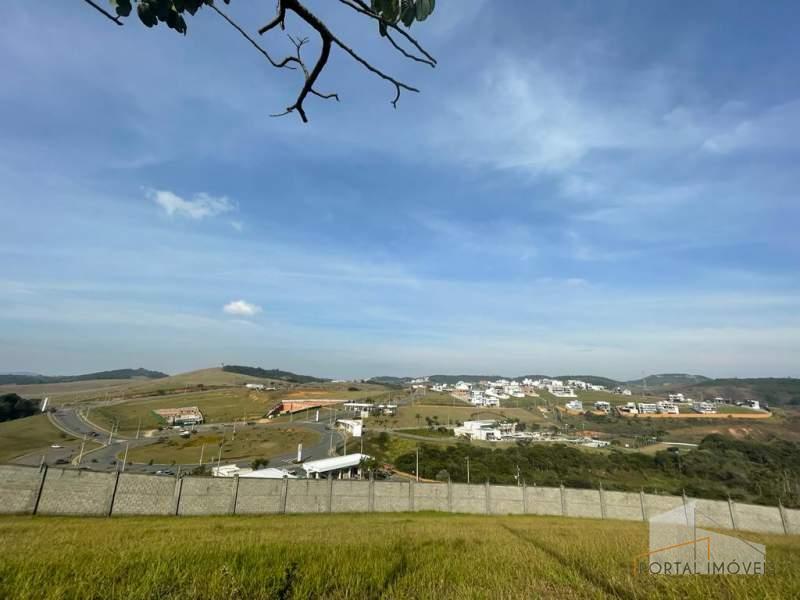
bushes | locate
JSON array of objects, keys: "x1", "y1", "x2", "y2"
[{"x1": 0, "y1": 394, "x2": 38, "y2": 423}]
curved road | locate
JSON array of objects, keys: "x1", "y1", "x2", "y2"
[{"x1": 18, "y1": 407, "x2": 347, "y2": 475}]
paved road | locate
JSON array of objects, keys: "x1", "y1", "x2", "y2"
[{"x1": 15, "y1": 407, "x2": 347, "y2": 476}]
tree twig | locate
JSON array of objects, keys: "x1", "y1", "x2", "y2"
[
  {"x1": 209, "y1": 2, "x2": 293, "y2": 69},
  {"x1": 81, "y1": 0, "x2": 123, "y2": 26}
]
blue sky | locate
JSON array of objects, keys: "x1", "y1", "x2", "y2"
[{"x1": 1, "y1": 1, "x2": 799, "y2": 379}]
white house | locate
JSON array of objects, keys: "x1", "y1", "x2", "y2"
[
  {"x1": 454, "y1": 420, "x2": 515, "y2": 441},
  {"x1": 245, "y1": 383, "x2": 266, "y2": 391},
  {"x1": 618, "y1": 402, "x2": 638, "y2": 415},
  {"x1": 693, "y1": 401, "x2": 717, "y2": 414},
  {"x1": 657, "y1": 401, "x2": 680, "y2": 415},
  {"x1": 565, "y1": 399, "x2": 584, "y2": 412},
  {"x1": 454, "y1": 381, "x2": 472, "y2": 392},
  {"x1": 668, "y1": 393, "x2": 686, "y2": 403},
  {"x1": 637, "y1": 403, "x2": 658, "y2": 414},
  {"x1": 594, "y1": 401, "x2": 611, "y2": 413}
]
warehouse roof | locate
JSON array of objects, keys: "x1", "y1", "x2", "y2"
[{"x1": 301, "y1": 453, "x2": 368, "y2": 475}]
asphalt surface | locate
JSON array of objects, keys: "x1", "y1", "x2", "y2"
[{"x1": 13, "y1": 406, "x2": 347, "y2": 475}]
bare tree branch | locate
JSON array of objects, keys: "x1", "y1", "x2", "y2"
[
  {"x1": 81, "y1": 0, "x2": 123, "y2": 26},
  {"x1": 261, "y1": 0, "x2": 422, "y2": 121},
  {"x1": 208, "y1": 2, "x2": 294, "y2": 70}
]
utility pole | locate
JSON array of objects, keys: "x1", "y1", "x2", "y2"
[
  {"x1": 466, "y1": 456, "x2": 470, "y2": 485},
  {"x1": 78, "y1": 435, "x2": 87, "y2": 465},
  {"x1": 136, "y1": 418, "x2": 141, "y2": 440},
  {"x1": 199, "y1": 443, "x2": 205, "y2": 466},
  {"x1": 360, "y1": 436, "x2": 364, "y2": 455},
  {"x1": 122, "y1": 442, "x2": 129, "y2": 472}
]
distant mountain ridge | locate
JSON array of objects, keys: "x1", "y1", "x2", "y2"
[
  {"x1": 222, "y1": 365, "x2": 329, "y2": 384},
  {"x1": 626, "y1": 373, "x2": 711, "y2": 388},
  {"x1": 0, "y1": 368, "x2": 168, "y2": 386}
]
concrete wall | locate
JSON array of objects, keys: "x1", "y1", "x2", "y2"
[
  {"x1": 526, "y1": 486, "x2": 564, "y2": 516},
  {"x1": 373, "y1": 481, "x2": 412, "y2": 512},
  {"x1": 177, "y1": 476, "x2": 236, "y2": 516},
  {"x1": 0, "y1": 465, "x2": 45, "y2": 515},
  {"x1": 783, "y1": 507, "x2": 800, "y2": 535},
  {"x1": 604, "y1": 491, "x2": 645, "y2": 521},
  {"x1": 112, "y1": 473, "x2": 179, "y2": 516},
  {"x1": 0, "y1": 465, "x2": 796, "y2": 536},
  {"x1": 235, "y1": 478, "x2": 284, "y2": 514},
  {"x1": 450, "y1": 483, "x2": 487, "y2": 514},
  {"x1": 565, "y1": 488, "x2": 603, "y2": 519},
  {"x1": 37, "y1": 468, "x2": 117, "y2": 516}
]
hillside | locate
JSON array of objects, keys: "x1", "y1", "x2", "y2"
[
  {"x1": 428, "y1": 374, "x2": 506, "y2": 384},
  {"x1": 0, "y1": 368, "x2": 167, "y2": 386},
  {"x1": 222, "y1": 365, "x2": 328, "y2": 384},
  {"x1": 681, "y1": 378, "x2": 800, "y2": 407},
  {"x1": 625, "y1": 373, "x2": 710, "y2": 388},
  {"x1": 553, "y1": 375, "x2": 620, "y2": 387}
]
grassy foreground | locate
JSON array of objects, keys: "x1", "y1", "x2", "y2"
[{"x1": 0, "y1": 514, "x2": 798, "y2": 599}]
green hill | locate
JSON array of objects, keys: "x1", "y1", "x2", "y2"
[
  {"x1": 683, "y1": 378, "x2": 800, "y2": 407},
  {"x1": 626, "y1": 373, "x2": 711, "y2": 388},
  {"x1": 0, "y1": 368, "x2": 168, "y2": 386},
  {"x1": 222, "y1": 365, "x2": 328, "y2": 384}
]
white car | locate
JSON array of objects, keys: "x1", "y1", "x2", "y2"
[{"x1": 50, "y1": 444, "x2": 63, "y2": 449}]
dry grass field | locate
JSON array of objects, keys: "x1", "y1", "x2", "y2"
[
  {"x1": 124, "y1": 426, "x2": 320, "y2": 465},
  {"x1": 0, "y1": 513, "x2": 797, "y2": 599}
]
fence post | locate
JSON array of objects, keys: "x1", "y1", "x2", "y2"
[
  {"x1": 369, "y1": 473, "x2": 375, "y2": 513},
  {"x1": 280, "y1": 477, "x2": 289, "y2": 514},
  {"x1": 172, "y1": 477, "x2": 183, "y2": 516},
  {"x1": 485, "y1": 481, "x2": 491, "y2": 515},
  {"x1": 682, "y1": 489, "x2": 690, "y2": 526},
  {"x1": 107, "y1": 470, "x2": 121, "y2": 517},
  {"x1": 778, "y1": 500, "x2": 789, "y2": 535},
  {"x1": 727, "y1": 496, "x2": 737, "y2": 531},
  {"x1": 522, "y1": 482, "x2": 528, "y2": 514},
  {"x1": 328, "y1": 476, "x2": 334, "y2": 513},
  {"x1": 230, "y1": 475, "x2": 240, "y2": 515},
  {"x1": 447, "y1": 478, "x2": 453, "y2": 513},
  {"x1": 32, "y1": 464, "x2": 48, "y2": 515},
  {"x1": 599, "y1": 484, "x2": 607, "y2": 519},
  {"x1": 639, "y1": 490, "x2": 647, "y2": 522},
  {"x1": 560, "y1": 484, "x2": 567, "y2": 516}
]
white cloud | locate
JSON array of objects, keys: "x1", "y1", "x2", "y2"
[
  {"x1": 223, "y1": 299, "x2": 262, "y2": 317},
  {"x1": 148, "y1": 189, "x2": 234, "y2": 220}
]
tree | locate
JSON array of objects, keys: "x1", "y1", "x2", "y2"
[
  {"x1": 251, "y1": 457, "x2": 270, "y2": 470},
  {"x1": 0, "y1": 393, "x2": 38, "y2": 423},
  {"x1": 83, "y1": 0, "x2": 437, "y2": 122}
]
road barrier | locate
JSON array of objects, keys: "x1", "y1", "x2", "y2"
[{"x1": 0, "y1": 463, "x2": 796, "y2": 535}]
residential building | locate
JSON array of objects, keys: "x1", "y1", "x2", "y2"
[
  {"x1": 565, "y1": 399, "x2": 583, "y2": 412},
  {"x1": 693, "y1": 401, "x2": 717, "y2": 414},
  {"x1": 637, "y1": 403, "x2": 658, "y2": 414},
  {"x1": 300, "y1": 453, "x2": 368, "y2": 479},
  {"x1": 594, "y1": 401, "x2": 611, "y2": 413},
  {"x1": 657, "y1": 402, "x2": 680, "y2": 415}
]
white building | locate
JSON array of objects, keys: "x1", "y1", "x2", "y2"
[
  {"x1": 245, "y1": 383, "x2": 266, "y2": 390},
  {"x1": 668, "y1": 393, "x2": 687, "y2": 403},
  {"x1": 637, "y1": 403, "x2": 658, "y2": 414},
  {"x1": 336, "y1": 419, "x2": 363, "y2": 438},
  {"x1": 594, "y1": 401, "x2": 611, "y2": 413},
  {"x1": 242, "y1": 467, "x2": 297, "y2": 479},
  {"x1": 618, "y1": 402, "x2": 638, "y2": 415},
  {"x1": 621, "y1": 389, "x2": 633, "y2": 396},
  {"x1": 744, "y1": 400, "x2": 761, "y2": 411},
  {"x1": 565, "y1": 399, "x2": 583, "y2": 412},
  {"x1": 693, "y1": 401, "x2": 717, "y2": 414},
  {"x1": 301, "y1": 453, "x2": 368, "y2": 479},
  {"x1": 657, "y1": 402, "x2": 680, "y2": 415},
  {"x1": 454, "y1": 420, "x2": 516, "y2": 441},
  {"x1": 454, "y1": 381, "x2": 472, "y2": 392}
]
